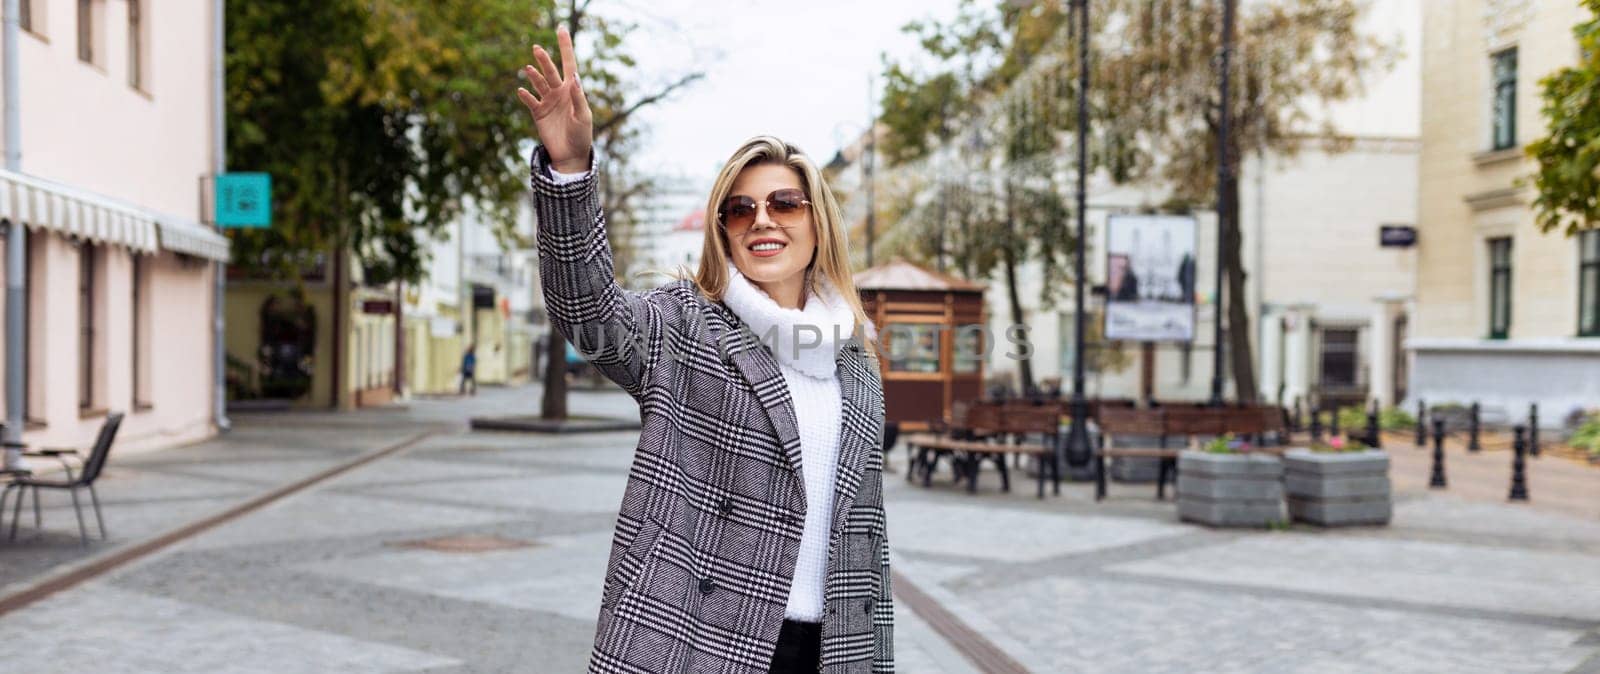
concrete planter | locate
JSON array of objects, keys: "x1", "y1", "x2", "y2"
[
  {"x1": 1283, "y1": 448, "x2": 1392, "y2": 526},
  {"x1": 1176, "y1": 451, "x2": 1285, "y2": 527}
]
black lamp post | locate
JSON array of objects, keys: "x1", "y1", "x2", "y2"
[
  {"x1": 1209, "y1": 0, "x2": 1236, "y2": 407},
  {"x1": 1064, "y1": 0, "x2": 1092, "y2": 469}
]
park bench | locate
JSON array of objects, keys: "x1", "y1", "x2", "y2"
[
  {"x1": 1095, "y1": 404, "x2": 1287, "y2": 501},
  {"x1": 904, "y1": 401, "x2": 1061, "y2": 498}
]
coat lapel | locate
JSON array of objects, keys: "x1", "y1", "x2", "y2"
[
  {"x1": 719, "y1": 319, "x2": 807, "y2": 482},
  {"x1": 824, "y1": 337, "x2": 882, "y2": 546}
]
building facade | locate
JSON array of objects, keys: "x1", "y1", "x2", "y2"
[
  {"x1": 1412, "y1": 0, "x2": 1600, "y2": 426},
  {"x1": 0, "y1": 0, "x2": 230, "y2": 454}
]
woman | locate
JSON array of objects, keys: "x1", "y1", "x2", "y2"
[{"x1": 515, "y1": 27, "x2": 893, "y2": 674}]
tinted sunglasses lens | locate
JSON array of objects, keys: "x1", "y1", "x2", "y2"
[
  {"x1": 720, "y1": 196, "x2": 756, "y2": 230},
  {"x1": 768, "y1": 189, "x2": 807, "y2": 215}
]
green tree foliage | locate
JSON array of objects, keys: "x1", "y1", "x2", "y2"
[
  {"x1": 1091, "y1": 0, "x2": 1395, "y2": 404},
  {"x1": 226, "y1": 0, "x2": 548, "y2": 284},
  {"x1": 876, "y1": 1, "x2": 1089, "y2": 392},
  {"x1": 878, "y1": 0, "x2": 1395, "y2": 402},
  {"x1": 1527, "y1": 0, "x2": 1600, "y2": 236}
]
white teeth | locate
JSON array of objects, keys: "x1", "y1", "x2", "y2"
[{"x1": 750, "y1": 242, "x2": 785, "y2": 252}]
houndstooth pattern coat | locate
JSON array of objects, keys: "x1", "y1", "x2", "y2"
[{"x1": 529, "y1": 146, "x2": 894, "y2": 673}]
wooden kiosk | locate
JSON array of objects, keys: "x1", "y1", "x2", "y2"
[{"x1": 856, "y1": 258, "x2": 987, "y2": 432}]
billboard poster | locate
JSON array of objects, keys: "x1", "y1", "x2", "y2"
[{"x1": 1104, "y1": 214, "x2": 1197, "y2": 342}]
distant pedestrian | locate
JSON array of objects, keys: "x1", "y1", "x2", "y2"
[
  {"x1": 517, "y1": 25, "x2": 892, "y2": 672},
  {"x1": 459, "y1": 343, "x2": 477, "y2": 396}
]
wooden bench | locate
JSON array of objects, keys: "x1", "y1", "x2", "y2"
[
  {"x1": 1095, "y1": 404, "x2": 1288, "y2": 501},
  {"x1": 905, "y1": 403, "x2": 1061, "y2": 498}
]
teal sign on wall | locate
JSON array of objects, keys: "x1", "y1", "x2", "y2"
[{"x1": 215, "y1": 172, "x2": 272, "y2": 228}]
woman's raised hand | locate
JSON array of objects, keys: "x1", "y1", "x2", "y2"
[{"x1": 517, "y1": 25, "x2": 594, "y2": 173}]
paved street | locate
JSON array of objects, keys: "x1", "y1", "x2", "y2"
[{"x1": 1, "y1": 384, "x2": 1598, "y2": 673}]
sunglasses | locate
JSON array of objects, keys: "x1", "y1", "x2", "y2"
[{"x1": 717, "y1": 188, "x2": 811, "y2": 235}]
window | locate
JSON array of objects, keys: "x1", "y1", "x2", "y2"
[
  {"x1": 1319, "y1": 328, "x2": 1360, "y2": 389},
  {"x1": 1581, "y1": 230, "x2": 1600, "y2": 337},
  {"x1": 24, "y1": 233, "x2": 44, "y2": 424},
  {"x1": 127, "y1": 0, "x2": 144, "y2": 89},
  {"x1": 886, "y1": 323, "x2": 941, "y2": 373},
  {"x1": 953, "y1": 324, "x2": 983, "y2": 374},
  {"x1": 79, "y1": 244, "x2": 97, "y2": 410},
  {"x1": 1491, "y1": 48, "x2": 1518, "y2": 151},
  {"x1": 132, "y1": 254, "x2": 152, "y2": 407},
  {"x1": 77, "y1": 0, "x2": 93, "y2": 64},
  {"x1": 1489, "y1": 237, "x2": 1513, "y2": 339}
]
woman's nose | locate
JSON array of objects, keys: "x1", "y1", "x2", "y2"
[{"x1": 750, "y1": 203, "x2": 777, "y2": 229}]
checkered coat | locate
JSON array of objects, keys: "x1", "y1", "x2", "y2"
[{"x1": 530, "y1": 146, "x2": 894, "y2": 673}]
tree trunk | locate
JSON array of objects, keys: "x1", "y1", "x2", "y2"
[
  {"x1": 1003, "y1": 183, "x2": 1034, "y2": 395},
  {"x1": 541, "y1": 328, "x2": 568, "y2": 420},
  {"x1": 1222, "y1": 168, "x2": 1258, "y2": 404}
]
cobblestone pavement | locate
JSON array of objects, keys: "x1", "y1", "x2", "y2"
[
  {"x1": 0, "y1": 385, "x2": 971, "y2": 673},
  {"x1": 0, "y1": 385, "x2": 1596, "y2": 673},
  {"x1": 884, "y1": 446, "x2": 1600, "y2": 674}
]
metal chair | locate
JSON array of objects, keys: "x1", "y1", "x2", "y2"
[{"x1": 2, "y1": 412, "x2": 123, "y2": 546}]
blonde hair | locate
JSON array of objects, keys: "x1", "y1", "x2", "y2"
[{"x1": 691, "y1": 135, "x2": 877, "y2": 355}]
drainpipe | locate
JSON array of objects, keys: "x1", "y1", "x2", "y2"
[
  {"x1": 212, "y1": 0, "x2": 230, "y2": 430},
  {"x1": 3, "y1": 0, "x2": 26, "y2": 466}
]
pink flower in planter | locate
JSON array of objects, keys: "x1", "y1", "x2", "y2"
[{"x1": 1329, "y1": 437, "x2": 1345, "y2": 450}]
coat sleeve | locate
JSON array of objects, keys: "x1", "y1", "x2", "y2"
[
  {"x1": 873, "y1": 522, "x2": 895, "y2": 673},
  {"x1": 530, "y1": 145, "x2": 690, "y2": 399}
]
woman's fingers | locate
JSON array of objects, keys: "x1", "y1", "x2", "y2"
[
  {"x1": 557, "y1": 25, "x2": 578, "y2": 83},
  {"x1": 516, "y1": 87, "x2": 540, "y2": 115},
  {"x1": 534, "y1": 45, "x2": 562, "y2": 92},
  {"x1": 525, "y1": 63, "x2": 550, "y2": 96}
]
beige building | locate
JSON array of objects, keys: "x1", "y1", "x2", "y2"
[
  {"x1": 0, "y1": 0, "x2": 230, "y2": 456},
  {"x1": 1413, "y1": 0, "x2": 1600, "y2": 424}
]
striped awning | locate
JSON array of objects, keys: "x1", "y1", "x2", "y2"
[
  {"x1": 156, "y1": 219, "x2": 231, "y2": 262},
  {"x1": 0, "y1": 168, "x2": 231, "y2": 261}
]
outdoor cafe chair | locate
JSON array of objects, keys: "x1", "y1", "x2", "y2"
[{"x1": 2, "y1": 412, "x2": 123, "y2": 546}]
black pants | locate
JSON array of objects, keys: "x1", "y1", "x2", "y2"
[{"x1": 768, "y1": 619, "x2": 821, "y2": 673}]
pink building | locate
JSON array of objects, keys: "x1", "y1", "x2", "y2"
[{"x1": 0, "y1": 0, "x2": 229, "y2": 455}]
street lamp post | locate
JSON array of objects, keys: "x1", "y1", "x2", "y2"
[
  {"x1": 1209, "y1": 0, "x2": 1236, "y2": 407},
  {"x1": 1064, "y1": 0, "x2": 1092, "y2": 471}
]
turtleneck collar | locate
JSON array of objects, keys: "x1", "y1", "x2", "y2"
[{"x1": 721, "y1": 263, "x2": 856, "y2": 379}]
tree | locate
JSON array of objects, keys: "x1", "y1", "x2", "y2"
[
  {"x1": 1090, "y1": 0, "x2": 1397, "y2": 404},
  {"x1": 536, "y1": 0, "x2": 703, "y2": 421},
  {"x1": 1528, "y1": 0, "x2": 1600, "y2": 236},
  {"x1": 877, "y1": 1, "x2": 1083, "y2": 394},
  {"x1": 226, "y1": 0, "x2": 547, "y2": 284}
]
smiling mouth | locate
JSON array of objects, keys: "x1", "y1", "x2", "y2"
[{"x1": 748, "y1": 241, "x2": 787, "y2": 253}]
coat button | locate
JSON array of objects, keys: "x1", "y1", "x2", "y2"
[
  {"x1": 698, "y1": 578, "x2": 716, "y2": 595},
  {"x1": 862, "y1": 600, "x2": 872, "y2": 615},
  {"x1": 719, "y1": 498, "x2": 734, "y2": 516}
]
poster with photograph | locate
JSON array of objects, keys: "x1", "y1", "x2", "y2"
[{"x1": 1104, "y1": 214, "x2": 1197, "y2": 342}]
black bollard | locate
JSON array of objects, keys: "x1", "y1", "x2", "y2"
[
  {"x1": 1415, "y1": 399, "x2": 1427, "y2": 447},
  {"x1": 1430, "y1": 419, "x2": 1448, "y2": 488},
  {"x1": 1529, "y1": 403, "x2": 1540, "y2": 457},
  {"x1": 1310, "y1": 409, "x2": 1323, "y2": 441},
  {"x1": 1366, "y1": 403, "x2": 1382, "y2": 449},
  {"x1": 1509, "y1": 425, "x2": 1529, "y2": 501},
  {"x1": 1330, "y1": 406, "x2": 1341, "y2": 439},
  {"x1": 1292, "y1": 399, "x2": 1303, "y2": 434},
  {"x1": 1468, "y1": 402, "x2": 1481, "y2": 452}
]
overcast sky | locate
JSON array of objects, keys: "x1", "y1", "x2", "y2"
[
  {"x1": 594, "y1": 0, "x2": 964, "y2": 184},
  {"x1": 587, "y1": 0, "x2": 1418, "y2": 185}
]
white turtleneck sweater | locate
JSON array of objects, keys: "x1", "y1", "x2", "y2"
[
  {"x1": 550, "y1": 167, "x2": 851, "y2": 622},
  {"x1": 719, "y1": 264, "x2": 854, "y2": 623}
]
